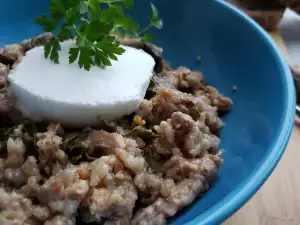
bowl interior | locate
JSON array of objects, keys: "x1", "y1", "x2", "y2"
[{"x1": 0, "y1": 0, "x2": 295, "y2": 224}]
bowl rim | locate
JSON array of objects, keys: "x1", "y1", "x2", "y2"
[{"x1": 186, "y1": 1, "x2": 296, "y2": 225}]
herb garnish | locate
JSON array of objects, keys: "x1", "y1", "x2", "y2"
[{"x1": 34, "y1": 0, "x2": 162, "y2": 71}]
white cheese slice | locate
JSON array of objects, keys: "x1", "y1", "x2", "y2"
[{"x1": 8, "y1": 40, "x2": 155, "y2": 127}]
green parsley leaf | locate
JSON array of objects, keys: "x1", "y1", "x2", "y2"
[
  {"x1": 35, "y1": 0, "x2": 162, "y2": 71},
  {"x1": 79, "y1": 1, "x2": 89, "y2": 14},
  {"x1": 87, "y1": 0, "x2": 98, "y2": 11},
  {"x1": 123, "y1": 0, "x2": 134, "y2": 8},
  {"x1": 69, "y1": 48, "x2": 80, "y2": 64},
  {"x1": 87, "y1": 21, "x2": 113, "y2": 41},
  {"x1": 44, "y1": 38, "x2": 61, "y2": 64},
  {"x1": 141, "y1": 33, "x2": 155, "y2": 41},
  {"x1": 44, "y1": 42, "x2": 52, "y2": 59},
  {"x1": 94, "y1": 50, "x2": 104, "y2": 67},
  {"x1": 150, "y1": 3, "x2": 163, "y2": 29},
  {"x1": 107, "y1": 52, "x2": 118, "y2": 60},
  {"x1": 122, "y1": 15, "x2": 140, "y2": 34},
  {"x1": 58, "y1": 26, "x2": 74, "y2": 40},
  {"x1": 79, "y1": 20, "x2": 90, "y2": 35},
  {"x1": 78, "y1": 47, "x2": 93, "y2": 71},
  {"x1": 106, "y1": 4, "x2": 125, "y2": 23},
  {"x1": 65, "y1": 8, "x2": 82, "y2": 25},
  {"x1": 51, "y1": 0, "x2": 65, "y2": 14},
  {"x1": 65, "y1": 0, "x2": 81, "y2": 8},
  {"x1": 34, "y1": 15, "x2": 57, "y2": 32},
  {"x1": 49, "y1": 0, "x2": 66, "y2": 20}
]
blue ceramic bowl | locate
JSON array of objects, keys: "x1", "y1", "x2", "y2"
[{"x1": 1, "y1": 0, "x2": 295, "y2": 224}]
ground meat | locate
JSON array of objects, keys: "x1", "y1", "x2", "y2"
[
  {"x1": 0, "y1": 189, "x2": 31, "y2": 225},
  {"x1": 89, "y1": 156, "x2": 119, "y2": 188},
  {"x1": 115, "y1": 147, "x2": 145, "y2": 174},
  {"x1": 21, "y1": 156, "x2": 41, "y2": 179},
  {"x1": 138, "y1": 88, "x2": 222, "y2": 130},
  {"x1": 151, "y1": 112, "x2": 220, "y2": 157},
  {"x1": 38, "y1": 166, "x2": 89, "y2": 217},
  {"x1": 2, "y1": 138, "x2": 26, "y2": 187},
  {"x1": 159, "y1": 67, "x2": 205, "y2": 92},
  {"x1": 0, "y1": 33, "x2": 232, "y2": 225},
  {"x1": 0, "y1": 188, "x2": 49, "y2": 225},
  {"x1": 32, "y1": 205, "x2": 51, "y2": 222},
  {"x1": 131, "y1": 172, "x2": 211, "y2": 225},
  {"x1": 20, "y1": 176, "x2": 41, "y2": 198},
  {"x1": 85, "y1": 131, "x2": 146, "y2": 174},
  {"x1": 44, "y1": 215, "x2": 75, "y2": 225},
  {"x1": 164, "y1": 155, "x2": 202, "y2": 180},
  {"x1": 5, "y1": 137, "x2": 26, "y2": 168},
  {"x1": 0, "y1": 71, "x2": 8, "y2": 88},
  {"x1": 21, "y1": 33, "x2": 54, "y2": 51},
  {"x1": 153, "y1": 66, "x2": 233, "y2": 112},
  {"x1": 0, "y1": 93, "x2": 12, "y2": 119},
  {"x1": 194, "y1": 86, "x2": 233, "y2": 112},
  {"x1": 6, "y1": 156, "x2": 41, "y2": 189},
  {"x1": 163, "y1": 154, "x2": 221, "y2": 182},
  {"x1": 47, "y1": 123, "x2": 65, "y2": 136},
  {"x1": 81, "y1": 180, "x2": 137, "y2": 223},
  {"x1": 134, "y1": 172, "x2": 176, "y2": 205},
  {"x1": 2, "y1": 44, "x2": 24, "y2": 61},
  {"x1": 0, "y1": 49, "x2": 14, "y2": 66},
  {"x1": 3, "y1": 168, "x2": 24, "y2": 188},
  {"x1": 85, "y1": 130, "x2": 126, "y2": 156},
  {"x1": 104, "y1": 216, "x2": 131, "y2": 225},
  {"x1": 36, "y1": 131, "x2": 68, "y2": 175},
  {"x1": 81, "y1": 156, "x2": 138, "y2": 223},
  {"x1": 2, "y1": 137, "x2": 42, "y2": 189},
  {"x1": 1, "y1": 132, "x2": 40, "y2": 191}
]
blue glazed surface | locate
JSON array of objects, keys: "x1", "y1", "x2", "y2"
[{"x1": 0, "y1": 0, "x2": 295, "y2": 224}]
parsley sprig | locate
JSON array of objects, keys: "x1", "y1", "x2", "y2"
[{"x1": 34, "y1": 0, "x2": 162, "y2": 70}]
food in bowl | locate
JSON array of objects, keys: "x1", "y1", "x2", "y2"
[{"x1": 0, "y1": 1, "x2": 233, "y2": 225}]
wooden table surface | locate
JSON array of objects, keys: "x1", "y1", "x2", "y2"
[{"x1": 223, "y1": 30, "x2": 300, "y2": 225}]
